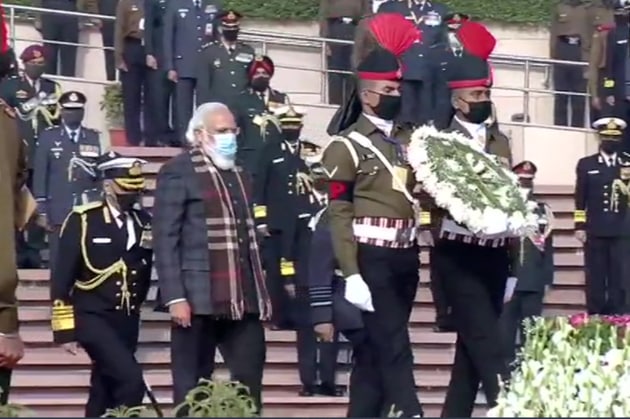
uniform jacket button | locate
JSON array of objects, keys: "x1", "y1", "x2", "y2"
[
  {"x1": 115, "y1": 305, "x2": 120, "y2": 310},
  {"x1": 131, "y1": 305, "x2": 136, "y2": 310},
  {"x1": 116, "y1": 281, "x2": 121, "y2": 286},
  {"x1": 116, "y1": 293, "x2": 121, "y2": 297}
]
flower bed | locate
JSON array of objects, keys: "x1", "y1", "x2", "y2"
[
  {"x1": 407, "y1": 126, "x2": 538, "y2": 236},
  {"x1": 489, "y1": 315, "x2": 630, "y2": 417}
]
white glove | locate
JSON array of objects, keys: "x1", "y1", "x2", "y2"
[
  {"x1": 503, "y1": 276, "x2": 518, "y2": 303},
  {"x1": 344, "y1": 274, "x2": 374, "y2": 312}
]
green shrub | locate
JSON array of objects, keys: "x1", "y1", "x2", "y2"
[
  {"x1": 102, "y1": 380, "x2": 258, "y2": 418},
  {"x1": 4, "y1": 0, "x2": 558, "y2": 25}
]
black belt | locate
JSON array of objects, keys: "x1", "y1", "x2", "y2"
[
  {"x1": 558, "y1": 35, "x2": 581, "y2": 45},
  {"x1": 328, "y1": 17, "x2": 358, "y2": 25}
]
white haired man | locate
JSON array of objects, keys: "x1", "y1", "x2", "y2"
[{"x1": 153, "y1": 102, "x2": 271, "y2": 412}]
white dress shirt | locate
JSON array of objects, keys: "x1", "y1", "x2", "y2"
[
  {"x1": 65, "y1": 125, "x2": 81, "y2": 142},
  {"x1": 454, "y1": 116, "x2": 487, "y2": 149},
  {"x1": 363, "y1": 113, "x2": 393, "y2": 137},
  {"x1": 107, "y1": 203, "x2": 136, "y2": 250},
  {"x1": 600, "y1": 152, "x2": 617, "y2": 167}
]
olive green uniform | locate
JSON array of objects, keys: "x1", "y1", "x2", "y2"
[
  {"x1": 322, "y1": 114, "x2": 422, "y2": 416},
  {"x1": 196, "y1": 40, "x2": 255, "y2": 105}
]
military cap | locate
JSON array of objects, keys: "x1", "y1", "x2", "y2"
[
  {"x1": 512, "y1": 160, "x2": 537, "y2": 179},
  {"x1": 96, "y1": 151, "x2": 147, "y2": 191},
  {"x1": 446, "y1": 21, "x2": 496, "y2": 89},
  {"x1": 59, "y1": 91, "x2": 87, "y2": 109},
  {"x1": 20, "y1": 44, "x2": 45, "y2": 62},
  {"x1": 247, "y1": 55, "x2": 275, "y2": 78},
  {"x1": 593, "y1": 117, "x2": 627, "y2": 137},
  {"x1": 273, "y1": 104, "x2": 306, "y2": 128},
  {"x1": 444, "y1": 12, "x2": 470, "y2": 28},
  {"x1": 218, "y1": 9, "x2": 242, "y2": 28},
  {"x1": 356, "y1": 47, "x2": 401, "y2": 81}
]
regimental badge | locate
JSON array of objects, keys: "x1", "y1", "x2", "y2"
[
  {"x1": 213, "y1": 58, "x2": 221, "y2": 68},
  {"x1": 129, "y1": 161, "x2": 142, "y2": 176},
  {"x1": 205, "y1": 5, "x2": 217, "y2": 13},
  {"x1": 69, "y1": 92, "x2": 78, "y2": 102}
]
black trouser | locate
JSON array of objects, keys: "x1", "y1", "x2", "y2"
[
  {"x1": 327, "y1": 19, "x2": 355, "y2": 106},
  {"x1": 433, "y1": 239, "x2": 509, "y2": 418},
  {"x1": 41, "y1": 11, "x2": 78, "y2": 76},
  {"x1": 428, "y1": 247, "x2": 451, "y2": 327},
  {"x1": 0, "y1": 368, "x2": 12, "y2": 404},
  {"x1": 356, "y1": 243, "x2": 422, "y2": 416},
  {"x1": 552, "y1": 37, "x2": 585, "y2": 128},
  {"x1": 170, "y1": 314, "x2": 266, "y2": 413},
  {"x1": 120, "y1": 38, "x2": 149, "y2": 146},
  {"x1": 499, "y1": 291, "x2": 544, "y2": 367},
  {"x1": 145, "y1": 68, "x2": 175, "y2": 146},
  {"x1": 16, "y1": 169, "x2": 44, "y2": 269},
  {"x1": 343, "y1": 328, "x2": 385, "y2": 417},
  {"x1": 75, "y1": 311, "x2": 145, "y2": 417},
  {"x1": 584, "y1": 236, "x2": 630, "y2": 315},
  {"x1": 262, "y1": 232, "x2": 293, "y2": 329},
  {"x1": 175, "y1": 78, "x2": 196, "y2": 144},
  {"x1": 102, "y1": 19, "x2": 116, "y2": 81}
]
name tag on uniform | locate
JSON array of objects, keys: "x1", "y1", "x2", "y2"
[
  {"x1": 92, "y1": 237, "x2": 111, "y2": 244},
  {"x1": 588, "y1": 170, "x2": 600, "y2": 174},
  {"x1": 213, "y1": 58, "x2": 221, "y2": 68},
  {"x1": 392, "y1": 165, "x2": 408, "y2": 193},
  {"x1": 139, "y1": 18, "x2": 145, "y2": 30},
  {"x1": 79, "y1": 145, "x2": 99, "y2": 157},
  {"x1": 235, "y1": 53, "x2": 253, "y2": 63},
  {"x1": 205, "y1": 23, "x2": 213, "y2": 36},
  {"x1": 131, "y1": 4, "x2": 138, "y2": 11},
  {"x1": 205, "y1": 5, "x2": 217, "y2": 13},
  {"x1": 139, "y1": 229, "x2": 152, "y2": 249},
  {"x1": 272, "y1": 157, "x2": 284, "y2": 163},
  {"x1": 618, "y1": 39, "x2": 628, "y2": 44}
]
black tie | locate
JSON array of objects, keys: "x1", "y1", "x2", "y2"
[
  {"x1": 69, "y1": 131, "x2": 76, "y2": 143},
  {"x1": 194, "y1": 0, "x2": 200, "y2": 9},
  {"x1": 118, "y1": 214, "x2": 128, "y2": 242}
]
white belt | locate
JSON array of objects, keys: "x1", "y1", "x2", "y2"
[{"x1": 353, "y1": 224, "x2": 416, "y2": 242}]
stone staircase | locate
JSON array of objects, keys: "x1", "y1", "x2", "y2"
[{"x1": 10, "y1": 147, "x2": 584, "y2": 417}]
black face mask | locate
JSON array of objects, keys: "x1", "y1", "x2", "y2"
[
  {"x1": 24, "y1": 63, "x2": 45, "y2": 80},
  {"x1": 61, "y1": 109, "x2": 84, "y2": 129},
  {"x1": 601, "y1": 139, "x2": 620, "y2": 154},
  {"x1": 250, "y1": 77, "x2": 269, "y2": 92},
  {"x1": 116, "y1": 193, "x2": 140, "y2": 212},
  {"x1": 372, "y1": 93, "x2": 402, "y2": 121},
  {"x1": 461, "y1": 99, "x2": 492, "y2": 124},
  {"x1": 222, "y1": 29, "x2": 239, "y2": 42},
  {"x1": 519, "y1": 179, "x2": 534, "y2": 189},
  {"x1": 283, "y1": 129, "x2": 300, "y2": 143}
]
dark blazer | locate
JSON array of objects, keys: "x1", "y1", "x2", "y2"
[{"x1": 153, "y1": 151, "x2": 217, "y2": 314}]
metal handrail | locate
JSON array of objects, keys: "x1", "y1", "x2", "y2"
[{"x1": 3, "y1": 2, "x2": 593, "y2": 127}]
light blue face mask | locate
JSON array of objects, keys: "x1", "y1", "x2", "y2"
[{"x1": 214, "y1": 133, "x2": 237, "y2": 157}]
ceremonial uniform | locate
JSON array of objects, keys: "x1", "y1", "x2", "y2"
[
  {"x1": 550, "y1": 0, "x2": 610, "y2": 127},
  {"x1": 163, "y1": 0, "x2": 223, "y2": 142},
  {"x1": 33, "y1": 91, "x2": 101, "y2": 279},
  {"x1": 574, "y1": 117, "x2": 630, "y2": 314},
  {"x1": 115, "y1": 0, "x2": 151, "y2": 146},
  {"x1": 34, "y1": 0, "x2": 98, "y2": 76},
  {"x1": 377, "y1": 0, "x2": 450, "y2": 126},
  {"x1": 144, "y1": 0, "x2": 175, "y2": 145},
  {"x1": 428, "y1": 22, "x2": 512, "y2": 417},
  {"x1": 323, "y1": 47, "x2": 423, "y2": 416},
  {"x1": 319, "y1": 0, "x2": 371, "y2": 105},
  {"x1": 196, "y1": 11, "x2": 255, "y2": 106},
  {"x1": 500, "y1": 161, "x2": 554, "y2": 366},
  {"x1": 1, "y1": 45, "x2": 62, "y2": 269},
  {"x1": 228, "y1": 56, "x2": 286, "y2": 176},
  {"x1": 50, "y1": 152, "x2": 152, "y2": 417}
]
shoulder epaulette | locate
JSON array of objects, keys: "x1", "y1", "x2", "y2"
[{"x1": 72, "y1": 201, "x2": 103, "y2": 214}]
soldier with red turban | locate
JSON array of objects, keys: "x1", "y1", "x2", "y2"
[{"x1": 421, "y1": 21, "x2": 513, "y2": 417}]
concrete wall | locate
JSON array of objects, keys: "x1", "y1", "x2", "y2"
[{"x1": 11, "y1": 20, "x2": 586, "y2": 185}]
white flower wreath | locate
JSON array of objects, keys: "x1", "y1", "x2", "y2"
[{"x1": 407, "y1": 125, "x2": 539, "y2": 236}]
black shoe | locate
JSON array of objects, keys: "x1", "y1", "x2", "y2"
[
  {"x1": 298, "y1": 385, "x2": 317, "y2": 397},
  {"x1": 317, "y1": 384, "x2": 345, "y2": 397}
]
